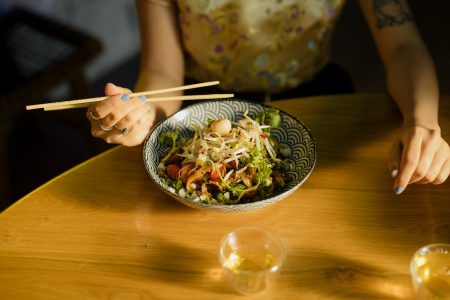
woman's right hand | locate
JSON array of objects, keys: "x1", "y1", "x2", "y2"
[{"x1": 86, "y1": 83, "x2": 156, "y2": 147}]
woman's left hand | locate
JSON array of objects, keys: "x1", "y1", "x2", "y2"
[{"x1": 388, "y1": 125, "x2": 450, "y2": 194}]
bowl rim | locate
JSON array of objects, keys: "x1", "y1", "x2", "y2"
[{"x1": 142, "y1": 98, "x2": 317, "y2": 209}]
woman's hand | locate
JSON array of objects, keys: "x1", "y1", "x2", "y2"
[
  {"x1": 86, "y1": 83, "x2": 156, "y2": 147},
  {"x1": 388, "y1": 125, "x2": 450, "y2": 194}
]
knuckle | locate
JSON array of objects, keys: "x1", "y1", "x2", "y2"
[
  {"x1": 108, "y1": 112, "x2": 119, "y2": 121},
  {"x1": 423, "y1": 174, "x2": 435, "y2": 183},
  {"x1": 433, "y1": 177, "x2": 444, "y2": 185},
  {"x1": 135, "y1": 117, "x2": 146, "y2": 126},
  {"x1": 422, "y1": 157, "x2": 432, "y2": 167},
  {"x1": 104, "y1": 136, "x2": 115, "y2": 144},
  {"x1": 90, "y1": 106, "x2": 102, "y2": 117},
  {"x1": 425, "y1": 171, "x2": 438, "y2": 182},
  {"x1": 91, "y1": 129, "x2": 101, "y2": 137},
  {"x1": 414, "y1": 167, "x2": 427, "y2": 178},
  {"x1": 101, "y1": 121, "x2": 113, "y2": 129},
  {"x1": 136, "y1": 113, "x2": 150, "y2": 125},
  {"x1": 122, "y1": 114, "x2": 133, "y2": 123},
  {"x1": 115, "y1": 123, "x2": 126, "y2": 131},
  {"x1": 431, "y1": 130, "x2": 441, "y2": 139},
  {"x1": 410, "y1": 127, "x2": 420, "y2": 136},
  {"x1": 435, "y1": 173, "x2": 448, "y2": 184}
]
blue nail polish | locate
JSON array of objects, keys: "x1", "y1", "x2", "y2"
[
  {"x1": 394, "y1": 186, "x2": 404, "y2": 195},
  {"x1": 120, "y1": 94, "x2": 130, "y2": 102},
  {"x1": 139, "y1": 95, "x2": 146, "y2": 102}
]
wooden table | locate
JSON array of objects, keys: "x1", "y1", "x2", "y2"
[{"x1": 1, "y1": 94, "x2": 449, "y2": 299}]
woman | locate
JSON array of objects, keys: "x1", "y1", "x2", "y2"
[{"x1": 87, "y1": 0, "x2": 450, "y2": 194}]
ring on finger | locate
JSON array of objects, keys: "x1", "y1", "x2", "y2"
[
  {"x1": 88, "y1": 108, "x2": 100, "y2": 120},
  {"x1": 98, "y1": 120, "x2": 113, "y2": 132},
  {"x1": 114, "y1": 125, "x2": 132, "y2": 135},
  {"x1": 122, "y1": 126, "x2": 132, "y2": 135}
]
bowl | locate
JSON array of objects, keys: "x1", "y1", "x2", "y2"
[{"x1": 143, "y1": 99, "x2": 316, "y2": 212}]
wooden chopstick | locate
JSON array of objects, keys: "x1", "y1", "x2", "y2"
[
  {"x1": 26, "y1": 81, "x2": 222, "y2": 111},
  {"x1": 43, "y1": 93, "x2": 235, "y2": 111}
]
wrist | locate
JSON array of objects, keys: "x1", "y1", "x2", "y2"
[
  {"x1": 401, "y1": 107, "x2": 439, "y2": 131},
  {"x1": 402, "y1": 119, "x2": 440, "y2": 132}
]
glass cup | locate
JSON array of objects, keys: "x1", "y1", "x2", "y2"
[
  {"x1": 218, "y1": 227, "x2": 286, "y2": 295},
  {"x1": 410, "y1": 243, "x2": 450, "y2": 299}
]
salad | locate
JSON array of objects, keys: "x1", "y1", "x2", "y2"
[{"x1": 157, "y1": 108, "x2": 292, "y2": 205}]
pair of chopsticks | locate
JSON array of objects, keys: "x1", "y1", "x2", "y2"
[{"x1": 26, "y1": 81, "x2": 234, "y2": 111}]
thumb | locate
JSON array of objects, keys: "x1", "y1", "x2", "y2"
[
  {"x1": 104, "y1": 82, "x2": 132, "y2": 96},
  {"x1": 387, "y1": 140, "x2": 402, "y2": 178}
]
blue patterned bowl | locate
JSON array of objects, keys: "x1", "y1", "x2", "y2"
[{"x1": 143, "y1": 99, "x2": 316, "y2": 212}]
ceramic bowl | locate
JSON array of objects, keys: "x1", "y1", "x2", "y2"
[{"x1": 143, "y1": 99, "x2": 316, "y2": 212}]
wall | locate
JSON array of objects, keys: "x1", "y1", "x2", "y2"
[{"x1": 2, "y1": 0, "x2": 141, "y2": 82}]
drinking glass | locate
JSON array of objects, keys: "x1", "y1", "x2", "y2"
[
  {"x1": 410, "y1": 243, "x2": 450, "y2": 299},
  {"x1": 218, "y1": 227, "x2": 286, "y2": 295}
]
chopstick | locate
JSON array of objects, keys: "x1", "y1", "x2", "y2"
[
  {"x1": 43, "y1": 94, "x2": 235, "y2": 111},
  {"x1": 26, "y1": 81, "x2": 227, "y2": 111}
]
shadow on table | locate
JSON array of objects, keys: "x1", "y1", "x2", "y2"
[
  {"x1": 283, "y1": 248, "x2": 414, "y2": 299},
  {"x1": 124, "y1": 235, "x2": 234, "y2": 295},
  {"x1": 69, "y1": 185, "x2": 194, "y2": 215},
  {"x1": 44, "y1": 146, "x2": 195, "y2": 214},
  {"x1": 335, "y1": 181, "x2": 450, "y2": 252}
]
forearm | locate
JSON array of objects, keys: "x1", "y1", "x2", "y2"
[
  {"x1": 135, "y1": 0, "x2": 185, "y2": 121},
  {"x1": 385, "y1": 42, "x2": 440, "y2": 129},
  {"x1": 358, "y1": 0, "x2": 440, "y2": 129}
]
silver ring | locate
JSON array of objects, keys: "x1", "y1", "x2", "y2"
[
  {"x1": 122, "y1": 126, "x2": 132, "y2": 135},
  {"x1": 113, "y1": 125, "x2": 132, "y2": 135},
  {"x1": 88, "y1": 108, "x2": 100, "y2": 120},
  {"x1": 98, "y1": 120, "x2": 113, "y2": 132}
]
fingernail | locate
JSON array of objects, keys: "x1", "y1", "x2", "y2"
[
  {"x1": 139, "y1": 95, "x2": 146, "y2": 102},
  {"x1": 120, "y1": 94, "x2": 130, "y2": 102},
  {"x1": 394, "y1": 186, "x2": 404, "y2": 195},
  {"x1": 391, "y1": 168, "x2": 398, "y2": 178},
  {"x1": 146, "y1": 101, "x2": 151, "y2": 107}
]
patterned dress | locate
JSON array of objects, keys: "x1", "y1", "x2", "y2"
[{"x1": 150, "y1": 0, "x2": 345, "y2": 93}]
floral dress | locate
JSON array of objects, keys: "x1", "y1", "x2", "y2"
[{"x1": 153, "y1": 0, "x2": 345, "y2": 93}]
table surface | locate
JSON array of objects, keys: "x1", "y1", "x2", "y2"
[{"x1": 1, "y1": 94, "x2": 449, "y2": 300}]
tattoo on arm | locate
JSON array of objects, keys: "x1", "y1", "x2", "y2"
[{"x1": 373, "y1": 0, "x2": 414, "y2": 29}]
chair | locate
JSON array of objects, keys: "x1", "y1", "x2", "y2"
[{"x1": 0, "y1": 7, "x2": 103, "y2": 210}]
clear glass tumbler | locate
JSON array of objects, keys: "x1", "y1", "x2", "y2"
[
  {"x1": 218, "y1": 227, "x2": 286, "y2": 295},
  {"x1": 410, "y1": 243, "x2": 450, "y2": 299}
]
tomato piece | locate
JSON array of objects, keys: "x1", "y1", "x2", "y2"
[{"x1": 210, "y1": 165, "x2": 226, "y2": 182}]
